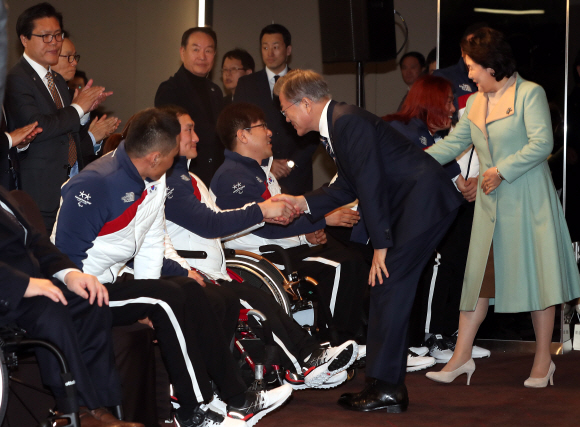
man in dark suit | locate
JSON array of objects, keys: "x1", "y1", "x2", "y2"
[
  {"x1": 0, "y1": 186, "x2": 139, "y2": 427},
  {"x1": 155, "y1": 27, "x2": 224, "y2": 187},
  {"x1": 4, "y1": 3, "x2": 111, "y2": 233},
  {"x1": 233, "y1": 24, "x2": 319, "y2": 195},
  {"x1": 275, "y1": 70, "x2": 463, "y2": 413},
  {"x1": 0, "y1": 120, "x2": 43, "y2": 189},
  {"x1": 221, "y1": 48, "x2": 254, "y2": 106}
]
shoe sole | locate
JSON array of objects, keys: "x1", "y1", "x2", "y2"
[
  {"x1": 304, "y1": 343, "x2": 358, "y2": 388},
  {"x1": 338, "y1": 400, "x2": 408, "y2": 413},
  {"x1": 244, "y1": 386, "x2": 293, "y2": 427},
  {"x1": 407, "y1": 359, "x2": 436, "y2": 372}
]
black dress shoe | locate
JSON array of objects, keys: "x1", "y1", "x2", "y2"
[{"x1": 337, "y1": 380, "x2": 409, "y2": 413}]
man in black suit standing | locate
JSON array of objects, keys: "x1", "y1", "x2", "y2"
[
  {"x1": 275, "y1": 70, "x2": 462, "y2": 413},
  {"x1": 0, "y1": 185, "x2": 140, "y2": 427},
  {"x1": 234, "y1": 24, "x2": 319, "y2": 195},
  {"x1": 155, "y1": 27, "x2": 224, "y2": 187},
  {"x1": 5, "y1": 3, "x2": 111, "y2": 233}
]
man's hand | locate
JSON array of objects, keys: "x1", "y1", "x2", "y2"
[
  {"x1": 306, "y1": 229, "x2": 327, "y2": 245},
  {"x1": 325, "y1": 208, "x2": 360, "y2": 227},
  {"x1": 259, "y1": 197, "x2": 300, "y2": 225},
  {"x1": 188, "y1": 269, "x2": 207, "y2": 287},
  {"x1": 9, "y1": 122, "x2": 43, "y2": 148},
  {"x1": 89, "y1": 114, "x2": 121, "y2": 142},
  {"x1": 64, "y1": 271, "x2": 109, "y2": 306},
  {"x1": 138, "y1": 317, "x2": 154, "y2": 329},
  {"x1": 456, "y1": 175, "x2": 478, "y2": 202},
  {"x1": 24, "y1": 278, "x2": 68, "y2": 305},
  {"x1": 270, "y1": 194, "x2": 307, "y2": 214},
  {"x1": 72, "y1": 79, "x2": 112, "y2": 114},
  {"x1": 369, "y1": 248, "x2": 389, "y2": 286},
  {"x1": 270, "y1": 159, "x2": 292, "y2": 179}
]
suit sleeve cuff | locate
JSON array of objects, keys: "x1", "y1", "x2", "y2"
[
  {"x1": 6, "y1": 132, "x2": 12, "y2": 149},
  {"x1": 71, "y1": 103, "x2": 87, "y2": 120}
]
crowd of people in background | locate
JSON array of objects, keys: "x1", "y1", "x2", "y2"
[{"x1": 1, "y1": 2, "x2": 579, "y2": 427}]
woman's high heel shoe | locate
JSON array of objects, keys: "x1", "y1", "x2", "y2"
[
  {"x1": 425, "y1": 359, "x2": 476, "y2": 385},
  {"x1": 524, "y1": 361, "x2": 555, "y2": 388}
]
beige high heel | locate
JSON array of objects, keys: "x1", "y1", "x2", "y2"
[
  {"x1": 425, "y1": 359, "x2": 476, "y2": 385},
  {"x1": 524, "y1": 361, "x2": 555, "y2": 388}
]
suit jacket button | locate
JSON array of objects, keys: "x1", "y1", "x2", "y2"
[
  {"x1": 486, "y1": 163, "x2": 491, "y2": 168},
  {"x1": 208, "y1": 158, "x2": 213, "y2": 163},
  {"x1": 490, "y1": 217, "x2": 495, "y2": 222}
]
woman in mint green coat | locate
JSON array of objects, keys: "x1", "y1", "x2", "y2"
[{"x1": 425, "y1": 28, "x2": 580, "y2": 388}]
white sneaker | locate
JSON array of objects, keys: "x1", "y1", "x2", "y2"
[
  {"x1": 407, "y1": 350, "x2": 436, "y2": 372},
  {"x1": 319, "y1": 369, "x2": 348, "y2": 389},
  {"x1": 204, "y1": 393, "x2": 228, "y2": 416},
  {"x1": 303, "y1": 340, "x2": 358, "y2": 388},
  {"x1": 408, "y1": 346, "x2": 429, "y2": 357},
  {"x1": 425, "y1": 334, "x2": 454, "y2": 363},
  {"x1": 228, "y1": 383, "x2": 292, "y2": 427},
  {"x1": 472, "y1": 345, "x2": 491, "y2": 359},
  {"x1": 356, "y1": 344, "x2": 366, "y2": 360},
  {"x1": 176, "y1": 405, "x2": 247, "y2": 427}
]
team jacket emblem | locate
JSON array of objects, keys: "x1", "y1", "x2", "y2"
[
  {"x1": 122, "y1": 192, "x2": 135, "y2": 203},
  {"x1": 166, "y1": 187, "x2": 174, "y2": 199},
  {"x1": 256, "y1": 176, "x2": 263, "y2": 183},
  {"x1": 181, "y1": 174, "x2": 190, "y2": 181},
  {"x1": 233, "y1": 182, "x2": 245, "y2": 194},
  {"x1": 75, "y1": 191, "x2": 92, "y2": 207},
  {"x1": 459, "y1": 83, "x2": 472, "y2": 92},
  {"x1": 419, "y1": 136, "x2": 428, "y2": 146}
]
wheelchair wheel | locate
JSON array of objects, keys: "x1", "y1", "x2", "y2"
[
  {"x1": 226, "y1": 251, "x2": 293, "y2": 316},
  {"x1": 0, "y1": 348, "x2": 9, "y2": 424}
]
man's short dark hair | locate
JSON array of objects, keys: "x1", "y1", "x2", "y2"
[
  {"x1": 74, "y1": 70, "x2": 88, "y2": 85},
  {"x1": 461, "y1": 27, "x2": 516, "y2": 82},
  {"x1": 181, "y1": 27, "x2": 217, "y2": 49},
  {"x1": 17, "y1": 2, "x2": 63, "y2": 39},
  {"x1": 260, "y1": 24, "x2": 291, "y2": 47},
  {"x1": 221, "y1": 49, "x2": 255, "y2": 72},
  {"x1": 399, "y1": 51, "x2": 425, "y2": 68},
  {"x1": 217, "y1": 103, "x2": 266, "y2": 151},
  {"x1": 426, "y1": 48, "x2": 436, "y2": 67},
  {"x1": 157, "y1": 104, "x2": 190, "y2": 119},
  {"x1": 124, "y1": 108, "x2": 181, "y2": 158}
]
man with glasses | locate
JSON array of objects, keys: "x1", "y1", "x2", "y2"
[
  {"x1": 233, "y1": 24, "x2": 319, "y2": 196},
  {"x1": 155, "y1": 27, "x2": 224, "y2": 187},
  {"x1": 52, "y1": 37, "x2": 121, "y2": 165},
  {"x1": 5, "y1": 2, "x2": 112, "y2": 233},
  {"x1": 221, "y1": 49, "x2": 254, "y2": 106}
]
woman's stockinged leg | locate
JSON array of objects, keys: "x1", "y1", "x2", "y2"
[
  {"x1": 529, "y1": 305, "x2": 555, "y2": 378},
  {"x1": 441, "y1": 298, "x2": 489, "y2": 372}
]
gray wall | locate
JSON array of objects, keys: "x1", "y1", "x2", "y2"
[{"x1": 5, "y1": 0, "x2": 198, "y2": 124}]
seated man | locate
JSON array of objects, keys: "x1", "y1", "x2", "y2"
[
  {"x1": 0, "y1": 186, "x2": 140, "y2": 427},
  {"x1": 210, "y1": 103, "x2": 368, "y2": 345},
  {"x1": 52, "y1": 108, "x2": 291, "y2": 427},
  {"x1": 160, "y1": 105, "x2": 359, "y2": 390}
]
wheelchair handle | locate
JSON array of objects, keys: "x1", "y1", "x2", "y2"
[
  {"x1": 176, "y1": 250, "x2": 207, "y2": 259},
  {"x1": 258, "y1": 245, "x2": 295, "y2": 277}
]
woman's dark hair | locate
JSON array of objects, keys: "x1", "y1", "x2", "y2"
[
  {"x1": 383, "y1": 75, "x2": 453, "y2": 134},
  {"x1": 216, "y1": 103, "x2": 266, "y2": 151},
  {"x1": 460, "y1": 27, "x2": 516, "y2": 81}
]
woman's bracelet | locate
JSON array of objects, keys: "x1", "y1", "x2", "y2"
[{"x1": 496, "y1": 167, "x2": 505, "y2": 181}]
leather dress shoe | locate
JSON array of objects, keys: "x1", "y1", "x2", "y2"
[
  {"x1": 337, "y1": 380, "x2": 408, "y2": 413},
  {"x1": 79, "y1": 407, "x2": 144, "y2": 427}
]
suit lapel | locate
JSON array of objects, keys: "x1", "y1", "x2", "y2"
[
  {"x1": 19, "y1": 58, "x2": 58, "y2": 112},
  {"x1": 258, "y1": 70, "x2": 272, "y2": 101},
  {"x1": 467, "y1": 92, "x2": 488, "y2": 139},
  {"x1": 486, "y1": 79, "x2": 516, "y2": 124}
]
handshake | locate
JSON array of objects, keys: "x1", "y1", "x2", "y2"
[{"x1": 258, "y1": 194, "x2": 308, "y2": 225}]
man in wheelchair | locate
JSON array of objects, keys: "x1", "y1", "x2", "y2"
[
  {"x1": 160, "y1": 105, "x2": 360, "y2": 390},
  {"x1": 210, "y1": 103, "x2": 369, "y2": 347},
  {"x1": 0, "y1": 187, "x2": 140, "y2": 427},
  {"x1": 52, "y1": 109, "x2": 294, "y2": 427}
]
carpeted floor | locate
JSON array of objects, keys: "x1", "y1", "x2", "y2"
[{"x1": 259, "y1": 351, "x2": 580, "y2": 427}]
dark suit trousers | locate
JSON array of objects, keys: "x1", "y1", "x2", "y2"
[
  {"x1": 366, "y1": 209, "x2": 458, "y2": 385},
  {"x1": 4, "y1": 286, "x2": 121, "y2": 411},
  {"x1": 106, "y1": 276, "x2": 247, "y2": 419}
]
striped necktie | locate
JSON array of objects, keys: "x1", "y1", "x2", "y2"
[
  {"x1": 45, "y1": 71, "x2": 77, "y2": 166},
  {"x1": 320, "y1": 136, "x2": 336, "y2": 163}
]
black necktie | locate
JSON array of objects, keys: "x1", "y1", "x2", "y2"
[
  {"x1": 273, "y1": 75, "x2": 281, "y2": 107},
  {"x1": 320, "y1": 136, "x2": 336, "y2": 163}
]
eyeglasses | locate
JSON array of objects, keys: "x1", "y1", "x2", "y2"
[
  {"x1": 59, "y1": 54, "x2": 80, "y2": 63},
  {"x1": 281, "y1": 100, "x2": 300, "y2": 117},
  {"x1": 222, "y1": 67, "x2": 246, "y2": 75},
  {"x1": 31, "y1": 32, "x2": 65, "y2": 43},
  {"x1": 243, "y1": 123, "x2": 268, "y2": 131}
]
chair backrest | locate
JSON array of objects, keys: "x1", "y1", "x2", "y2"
[{"x1": 9, "y1": 190, "x2": 47, "y2": 237}]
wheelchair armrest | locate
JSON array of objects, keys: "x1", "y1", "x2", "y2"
[
  {"x1": 258, "y1": 244, "x2": 294, "y2": 274},
  {"x1": 176, "y1": 250, "x2": 207, "y2": 259}
]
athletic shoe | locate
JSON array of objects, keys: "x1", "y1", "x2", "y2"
[
  {"x1": 444, "y1": 332, "x2": 491, "y2": 359},
  {"x1": 303, "y1": 340, "x2": 359, "y2": 388},
  {"x1": 228, "y1": 382, "x2": 292, "y2": 427},
  {"x1": 321, "y1": 369, "x2": 348, "y2": 388},
  {"x1": 284, "y1": 364, "x2": 350, "y2": 390},
  {"x1": 406, "y1": 349, "x2": 436, "y2": 372},
  {"x1": 356, "y1": 344, "x2": 366, "y2": 359},
  {"x1": 424, "y1": 334, "x2": 454, "y2": 363},
  {"x1": 176, "y1": 405, "x2": 247, "y2": 427},
  {"x1": 408, "y1": 346, "x2": 429, "y2": 357},
  {"x1": 204, "y1": 394, "x2": 228, "y2": 416}
]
